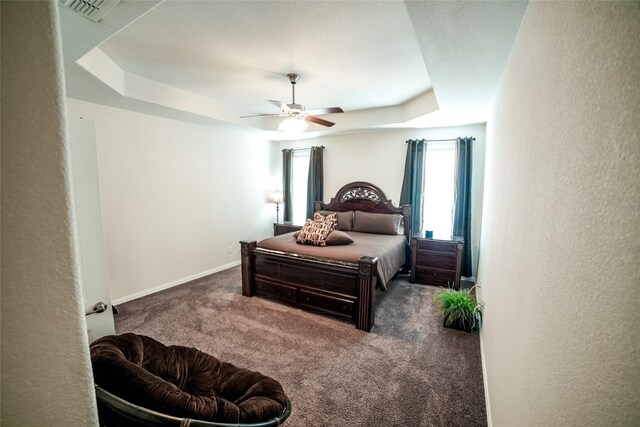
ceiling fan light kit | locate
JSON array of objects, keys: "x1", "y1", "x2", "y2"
[
  {"x1": 278, "y1": 116, "x2": 309, "y2": 132},
  {"x1": 241, "y1": 73, "x2": 344, "y2": 132}
]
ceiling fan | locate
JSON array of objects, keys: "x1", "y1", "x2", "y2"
[{"x1": 241, "y1": 73, "x2": 344, "y2": 129}]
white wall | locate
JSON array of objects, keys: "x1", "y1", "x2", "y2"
[
  {"x1": 275, "y1": 123, "x2": 486, "y2": 276},
  {"x1": 1, "y1": 2, "x2": 98, "y2": 425},
  {"x1": 479, "y1": 2, "x2": 639, "y2": 426},
  {"x1": 66, "y1": 99, "x2": 275, "y2": 303}
]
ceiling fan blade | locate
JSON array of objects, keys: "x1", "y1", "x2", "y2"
[
  {"x1": 241, "y1": 100, "x2": 290, "y2": 118},
  {"x1": 269, "y1": 100, "x2": 289, "y2": 111},
  {"x1": 240, "y1": 113, "x2": 282, "y2": 118},
  {"x1": 306, "y1": 115, "x2": 335, "y2": 127},
  {"x1": 305, "y1": 107, "x2": 344, "y2": 115}
]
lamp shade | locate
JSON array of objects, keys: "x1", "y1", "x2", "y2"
[
  {"x1": 269, "y1": 191, "x2": 283, "y2": 204},
  {"x1": 278, "y1": 116, "x2": 308, "y2": 132}
]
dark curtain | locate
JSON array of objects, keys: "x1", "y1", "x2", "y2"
[
  {"x1": 282, "y1": 149, "x2": 293, "y2": 222},
  {"x1": 452, "y1": 137, "x2": 473, "y2": 277},
  {"x1": 399, "y1": 139, "x2": 426, "y2": 236},
  {"x1": 306, "y1": 146, "x2": 324, "y2": 219}
]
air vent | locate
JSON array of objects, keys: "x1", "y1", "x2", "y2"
[{"x1": 59, "y1": 0, "x2": 120, "y2": 23}]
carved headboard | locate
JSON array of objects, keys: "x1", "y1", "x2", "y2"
[{"x1": 313, "y1": 181, "x2": 412, "y2": 243}]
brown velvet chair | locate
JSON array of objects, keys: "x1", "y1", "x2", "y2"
[{"x1": 90, "y1": 333, "x2": 291, "y2": 426}]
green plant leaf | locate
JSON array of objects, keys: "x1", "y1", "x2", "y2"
[{"x1": 434, "y1": 287, "x2": 482, "y2": 329}]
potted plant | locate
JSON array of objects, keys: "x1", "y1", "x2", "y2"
[{"x1": 434, "y1": 285, "x2": 483, "y2": 333}]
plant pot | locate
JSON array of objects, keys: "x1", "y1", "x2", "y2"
[
  {"x1": 443, "y1": 318, "x2": 473, "y2": 333},
  {"x1": 443, "y1": 313, "x2": 480, "y2": 333}
]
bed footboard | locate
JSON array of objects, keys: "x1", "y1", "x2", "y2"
[
  {"x1": 240, "y1": 240, "x2": 257, "y2": 297},
  {"x1": 356, "y1": 256, "x2": 377, "y2": 331},
  {"x1": 239, "y1": 240, "x2": 378, "y2": 332}
]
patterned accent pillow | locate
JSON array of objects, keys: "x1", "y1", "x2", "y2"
[
  {"x1": 296, "y1": 218, "x2": 334, "y2": 246},
  {"x1": 314, "y1": 212, "x2": 337, "y2": 232}
]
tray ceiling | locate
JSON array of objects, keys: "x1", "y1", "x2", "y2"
[{"x1": 59, "y1": 0, "x2": 528, "y2": 139}]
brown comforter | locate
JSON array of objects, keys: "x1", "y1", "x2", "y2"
[{"x1": 257, "y1": 231, "x2": 406, "y2": 290}]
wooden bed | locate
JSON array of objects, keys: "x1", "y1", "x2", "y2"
[{"x1": 240, "y1": 182, "x2": 412, "y2": 332}]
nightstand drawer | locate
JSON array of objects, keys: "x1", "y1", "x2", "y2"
[
  {"x1": 413, "y1": 266, "x2": 456, "y2": 286},
  {"x1": 411, "y1": 237, "x2": 463, "y2": 288},
  {"x1": 416, "y1": 251, "x2": 457, "y2": 270},
  {"x1": 416, "y1": 239, "x2": 458, "y2": 254}
]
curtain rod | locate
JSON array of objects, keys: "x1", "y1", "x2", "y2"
[
  {"x1": 282, "y1": 146, "x2": 325, "y2": 152},
  {"x1": 406, "y1": 137, "x2": 476, "y2": 143}
]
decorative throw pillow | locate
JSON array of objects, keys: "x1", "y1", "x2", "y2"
[
  {"x1": 314, "y1": 212, "x2": 337, "y2": 232},
  {"x1": 319, "y1": 210, "x2": 354, "y2": 231},
  {"x1": 296, "y1": 218, "x2": 334, "y2": 246},
  {"x1": 352, "y1": 211, "x2": 403, "y2": 235},
  {"x1": 325, "y1": 230, "x2": 355, "y2": 246},
  {"x1": 293, "y1": 228, "x2": 353, "y2": 245}
]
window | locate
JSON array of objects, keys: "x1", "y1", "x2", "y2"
[
  {"x1": 422, "y1": 142, "x2": 456, "y2": 239},
  {"x1": 291, "y1": 149, "x2": 310, "y2": 225}
]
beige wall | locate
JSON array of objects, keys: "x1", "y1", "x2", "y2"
[
  {"x1": 1, "y1": 2, "x2": 98, "y2": 425},
  {"x1": 66, "y1": 99, "x2": 275, "y2": 303},
  {"x1": 64, "y1": 96, "x2": 486, "y2": 304},
  {"x1": 479, "y1": 2, "x2": 639, "y2": 426}
]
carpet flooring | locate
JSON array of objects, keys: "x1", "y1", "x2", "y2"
[{"x1": 114, "y1": 266, "x2": 487, "y2": 426}]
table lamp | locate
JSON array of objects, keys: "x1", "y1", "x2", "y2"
[{"x1": 269, "y1": 191, "x2": 284, "y2": 223}]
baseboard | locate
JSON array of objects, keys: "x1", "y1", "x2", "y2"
[
  {"x1": 480, "y1": 330, "x2": 493, "y2": 427},
  {"x1": 111, "y1": 261, "x2": 241, "y2": 305}
]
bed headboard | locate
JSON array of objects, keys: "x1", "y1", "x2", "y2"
[{"x1": 314, "y1": 181, "x2": 412, "y2": 243}]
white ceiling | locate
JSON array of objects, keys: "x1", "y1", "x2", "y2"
[{"x1": 59, "y1": 0, "x2": 528, "y2": 140}]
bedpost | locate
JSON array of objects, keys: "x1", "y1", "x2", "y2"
[
  {"x1": 401, "y1": 205, "x2": 413, "y2": 273},
  {"x1": 356, "y1": 256, "x2": 378, "y2": 332},
  {"x1": 400, "y1": 204, "x2": 412, "y2": 242},
  {"x1": 240, "y1": 240, "x2": 257, "y2": 297}
]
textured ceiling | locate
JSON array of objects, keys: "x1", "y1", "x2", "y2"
[
  {"x1": 59, "y1": 0, "x2": 528, "y2": 138},
  {"x1": 99, "y1": 1, "x2": 431, "y2": 115}
]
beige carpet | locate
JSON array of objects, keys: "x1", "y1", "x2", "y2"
[{"x1": 114, "y1": 266, "x2": 487, "y2": 426}]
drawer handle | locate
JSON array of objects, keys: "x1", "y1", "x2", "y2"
[
  {"x1": 287, "y1": 292, "x2": 292, "y2": 297},
  {"x1": 305, "y1": 296, "x2": 310, "y2": 301},
  {"x1": 342, "y1": 305, "x2": 347, "y2": 310}
]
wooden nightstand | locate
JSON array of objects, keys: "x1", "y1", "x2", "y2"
[
  {"x1": 410, "y1": 237, "x2": 463, "y2": 289},
  {"x1": 273, "y1": 223, "x2": 303, "y2": 236}
]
